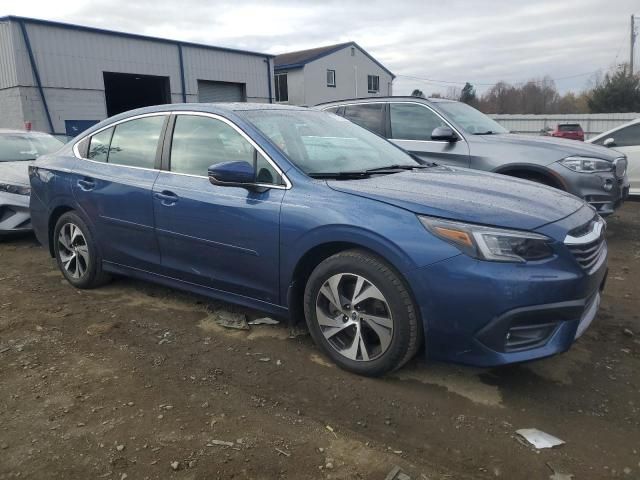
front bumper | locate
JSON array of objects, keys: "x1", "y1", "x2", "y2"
[
  {"x1": 548, "y1": 162, "x2": 628, "y2": 216},
  {"x1": 0, "y1": 192, "x2": 32, "y2": 234},
  {"x1": 406, "y1": 240, "x2": 607, "y2": 367}
]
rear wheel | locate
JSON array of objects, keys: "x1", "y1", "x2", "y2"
[
  {"x1": 53, "y1": 211, "x2": 110, "y2": 289},
  {"x1": 303, "y1": 250, "x2": 422, "y2": 376}
]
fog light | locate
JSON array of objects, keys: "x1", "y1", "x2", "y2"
[{"x1": 602, "y1": 178, "x2": 613, "y2": 192}]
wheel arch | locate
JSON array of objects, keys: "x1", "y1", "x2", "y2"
[
  {"x1": 493, "y1": 164, "x2": 567, "y2": 190},
  {"x1": 284, "y1": 236, "x2": 419, "y2": 327}
]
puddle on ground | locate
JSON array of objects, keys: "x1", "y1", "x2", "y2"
[{"x1": 395, "y1": 364, "x2": 503, "y2": 408}]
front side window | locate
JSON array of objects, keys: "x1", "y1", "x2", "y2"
[
  {"x1": 343, "y1": 104, "x2": 384, "y2": 135},
  {"x1": 275, "y1": 73, "x2": 288, "y2": 102},
  {"x1": 327, "y1": 69, "x2": 336, "y2": 87},
  {"x1": 170, "y1": 115, "x2": 283, "y2": 185},
  {"x1": 108, "y1": 116, "x2": 165, "y2": 168},
  {"x1": 241, "y1": 110, "x2": 419, "y2": 175},
  {"x1": 435, "y1": 101, "x2": 508, "y2": 135},
  {"x1": 368, "y1": 75, "x2": 379, "y2": 93},
  {"x1": 88, "y1": 127, "x2": 114, "y2": 162},
  {"x1": 390, "y1": 103, "x2": 448, "y2": 141},
  {"x1": 602, "y1": 124, "x2": 640, "y2": 147}
]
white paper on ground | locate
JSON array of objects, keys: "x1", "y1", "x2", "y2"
[{"x1": 516, "y1": 428, "x2": 565, "y2": 449}]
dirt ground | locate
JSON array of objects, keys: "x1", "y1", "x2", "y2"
[{"x1": 0, "y1": 203, "x2": 639, "y2": 480}]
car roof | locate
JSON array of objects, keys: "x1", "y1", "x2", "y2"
[
  {"x1": 315, "y1": 96, "x2": 458, "y2": 108},
  {"x1": 0, "y1": 128, "x2": 56, "y2": 137}
]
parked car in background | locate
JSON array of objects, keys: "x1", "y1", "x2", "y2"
[
  {"x1": 317, "y1": 97, "x2": 629, "y2": 215},
  {"x1": 552, "y1": 123, "x2": 584, "y2": 142},
  {"x1": 588, "y1": 118, "x2": 640, "y2": 196},
  {"x1": 30, "y1": 104, "x2": 607, "y2": 376},
  {"x1": 0, "y1": 129, "x2": 64, "y2": 235}
]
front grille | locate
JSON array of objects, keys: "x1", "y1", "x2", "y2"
[{"x1": 565, "y1": 216, "x2": 606, "y2": 271}]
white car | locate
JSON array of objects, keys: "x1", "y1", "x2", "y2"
[
  {"x1": 0, "y1": 129, "x2": 64, "y2": 235},
  {"x1": 588, "y1": 119, "x2": 640, "y2": 196}
]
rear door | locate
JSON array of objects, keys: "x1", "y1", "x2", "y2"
[
  {"x1": 152, "y1": 112, "x2": 286, "y2": 304},
  {"x1": 72, "y1": 113, "x2": 168, "y2": 270},
  {"x1": 387, "y1": 102, "x2": 470, "y2": 167}
]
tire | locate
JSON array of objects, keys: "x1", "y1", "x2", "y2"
[
  {"x1": 53, "y1": 211, "x2": 110, "y2": 289},
  {"x1": 509, "y1": 172, "x2": 556, "y2": 189},
  {"x1": 303, "y1": 249, "x2": 422, "y2": 377}
]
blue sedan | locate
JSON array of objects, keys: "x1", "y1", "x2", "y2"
[{"x1": 28, "y1": 103, "x2": 608, "y2": 376}]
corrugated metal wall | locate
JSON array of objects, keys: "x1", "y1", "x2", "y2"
[
  {"x1": 490, "y1": 113, "x2": 640, "y2": 139},
  {"x1": 1, "y1": 18, "x2": 272, "y2": 133}
]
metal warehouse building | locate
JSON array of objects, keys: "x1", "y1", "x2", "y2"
[{"x1": 0, "y1": 16, "x2": 275, "y2": 136}]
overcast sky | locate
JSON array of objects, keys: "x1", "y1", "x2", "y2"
[{"x1": 1, "y1": 0, "x2": 638, "y2": 96}]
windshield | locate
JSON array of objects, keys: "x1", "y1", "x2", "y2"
[
  {"x1": 435, "y1": 102, "x2": 508, "y2": 135},
  {"x1": 240, "y1": 110, "x2": 419, "y2": 175},
  {"x1": 0, "y1": 133, "x2": 64, "y2": 162}
]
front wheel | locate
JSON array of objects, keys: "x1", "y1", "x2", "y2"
[
  {"x1": 53, "y1": 211, "x2": 110, "y2": 289},
  {"x1": 303, "y1": 250, "x2": 422, "y2": 376}
]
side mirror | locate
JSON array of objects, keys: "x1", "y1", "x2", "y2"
[
  {"x1": 208, "y1": 161, "x2": 256, "y2": 188},
  {"x1": 431, "y1": 126, "x2": 458, "y2": 142},
  {"x1": 603, "y1": 137, "x2": 616, "y2": 147}
]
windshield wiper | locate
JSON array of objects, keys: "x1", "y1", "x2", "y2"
[
  {"x1": 364, "y1": 164, "x2": 429, "y2": 173},
  {"x1": 308, "y1": 171, "x2": 371, "y2": 179},
  {"x1": 472, "y1": 131, "x2": 496, "y2": 135}
]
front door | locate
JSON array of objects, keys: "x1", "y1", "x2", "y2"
[
  {"x1": 152, "y1": 113, "x2": 287, "y2": 304},
  {"x1": 72, "y1": 114, "x2": 167, "y2": 269},
  {"x1": 387, "y1": 102, "x2": 470, "y2": 167}
]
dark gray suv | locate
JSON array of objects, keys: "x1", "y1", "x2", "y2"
[{"x1": 317, "y1": 97, "x2": 629, "y2": 215}]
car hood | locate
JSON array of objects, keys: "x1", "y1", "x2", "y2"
[
  {"x1": 327, "y1": 166, "x2": 586, "y2": 231},
  {"x1": 0, "y1": 161, "x2": 32, "y2": 186},
  {"x1": 476, "y1": 133, "x2": 621, "y2": 162}
]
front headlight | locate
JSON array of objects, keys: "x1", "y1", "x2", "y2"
[
  {"x1": 419, "y1": 216, "x2": 553, "y2": 263},
  {"x1": 0, "y1": 183, "x2": 31, "y2": 195},
  {"x1": 561, "y1": 156, "x2": 613, "y2": 173}
]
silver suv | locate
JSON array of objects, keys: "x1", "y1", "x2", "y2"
[{"x1": 317, "y1": 97, "x2": 629, "y2": 215}]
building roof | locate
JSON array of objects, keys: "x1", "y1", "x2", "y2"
[
  {"x1": 0, "y1": 16, "x2": 274, "y2": 59},
  {"x1": 274, "y1": 41, "x2": 395, "y2": 78}
]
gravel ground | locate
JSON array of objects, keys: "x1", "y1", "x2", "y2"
[{"x1": 0, "y1": 202, "x2": 639, "y2": 480}]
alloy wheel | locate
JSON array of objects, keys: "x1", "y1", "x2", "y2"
[
  {"x1": 315, "y1": 273, "x2": 394, "y2": 361},
  {"x1": 57, "y1": 223, "x2": 89, "y2": 279}
]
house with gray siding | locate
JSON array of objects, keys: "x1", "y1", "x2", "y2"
[
  {"x1": 274, "y1": 42, "x2": 394, "y2": 106},
  {"x1": 0, "y1": 16, "x2": 275, "y2": 136}
]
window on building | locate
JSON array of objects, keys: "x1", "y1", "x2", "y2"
[
  {"x1": 275, "y1": 73, "x2": 288, "y2": 102},
  {"x1": 351, "y1": 47, "x2": 355, "y2": 56},
  {"x1": 87, "y1": 127, "x2": 114, "y2": 162},
  {"x1": 343, "y1": 104, "x2": 385, "y2": 135},
  {"x1": 390, "y1": 103, "x2": 448, "y2": 141},
  {"x1": 108, "y1": 116, "x2": 165, "y2": 169},
  {"x1": 327, "y1": 69, "x2": 336, "y2": 87},
  {"x1": 367, "y1": 75, "x2": 380, "y2": 93}
]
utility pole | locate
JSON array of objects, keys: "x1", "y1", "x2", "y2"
[{"x1": 632, "y1": 14, "x2": 638, "y2": 75}]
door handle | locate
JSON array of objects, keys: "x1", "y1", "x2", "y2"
[
  {"x1": 154, "y1": 190, "x2": 179, "y2": 206},
  {"x1": 77, "y1": 178, "x2": 95, "y2": 191}
]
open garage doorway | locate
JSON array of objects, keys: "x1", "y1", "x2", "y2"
[{"x1": 103, "y1": 72, "x2": 171, "y2": 117}]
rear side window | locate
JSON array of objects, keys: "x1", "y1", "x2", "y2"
[
  {"x1": 558, "y1": 124, "x2": 582, "y2": 132},
  {"x1": 323, "y1": 106, "x2": 340, "y2": 114},
  {"x1": 108, "y1": 116, "x2": 165, "y2": 169},
  {"x1": 343, "y1": 104, "x2": 384, "y2": 135},
  {"x1": 390, "y1": 103, "x2": 447, "y2": 140},
  {"x1": 170, "y1": 115, "x2": 283, "y2": 185},
  {"x1": 87, "y1": 128, "x2": 113, "y2": 163}
]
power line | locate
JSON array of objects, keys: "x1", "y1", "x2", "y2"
[{"x1": 395, "y1": 69, "x2": 602, "y2": 89}]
